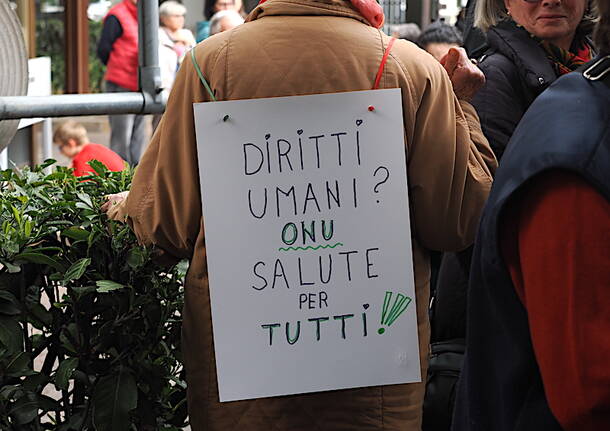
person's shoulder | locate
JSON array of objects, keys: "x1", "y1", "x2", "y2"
[
  {"x1": 389, "y1": 38, "x2": 448, "y2": 80},
  {"x1": 478, "y1": 50, "x2": 517, "y2": 78},
  {"x1": 191, "y1": 28, "x2": 234, "y2": 67},
  {"x1": 105, "y1": 1, "x2": 124, "y2": 18},
  {"x1": 539, "y1": 68, "x2": 609, "y2": 110},
  {"x1": 84, "y1": 142, "x2": 104, "y2": 151},
  {"x1": 84, "y1": 143, "x2": 117, "y2": 157}
]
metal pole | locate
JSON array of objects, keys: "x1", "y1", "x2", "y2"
[
  {"x1": 41, "y1": 117, "x2": 53, "y2": 161},
  {"x1": 139, "y1": 0, "x2": 162, "y2": 105},
  {"x1": 0, "y1": 0, "x2": 164, "y2": 121},
  {"x1": 0, "y1": 147, "x2": 7, "y2": 170},
  {"x1": 0, "y1": 93, "x2": 145, "y2": 120}
]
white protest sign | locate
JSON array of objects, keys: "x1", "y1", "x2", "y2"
[{"x1": 194, "y1": 89, "x2": 420, "y2": 402}]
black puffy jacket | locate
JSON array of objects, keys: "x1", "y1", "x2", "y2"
[
  {"x1": 471, "y1": 20, "x2": 559, "y2": 159},
  {"x1": 430, "y1": 19, "x2": 601, "y2": 345},
  {"x1": 431, "y1": 21, "x2": 559, "y2": 344}
]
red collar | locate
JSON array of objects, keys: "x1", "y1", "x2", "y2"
[{"x1": 257, "y1": 0, "x2": 384, "y2": 28}]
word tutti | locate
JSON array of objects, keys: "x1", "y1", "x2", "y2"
[{"x1": 261, "y1": 307, "x2": 370, "y2": 346}]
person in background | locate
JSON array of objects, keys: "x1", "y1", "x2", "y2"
[
  {"x1": 461, "y1": 0, "x2": 489, "y2": 58},
  {"x1": 204, "y1": 0, "x2": 246, "y2": 20},
  {"x1": 428, "y1": 5, "x2": 597, "y2": 425},
  {"x1": 156, "y1": 1, "x2": 197, "y2": 130},
  {"x1": 432, "y1": 0, "x2": 597, "y2": 354},
  {"x1": 208, "y1": 10, "x2": 245, "y2": 36},
  {"x1": 417, "y1": 21, "x2": 464, "y2": 61},
  {"x1": 53, "y1": 121, "x2": 125, "y2": 177},
  {"x1": 103, "y1": 0, "x2": 497, "y2": 428},
  {"x1": 198, "y1": 0, "x2": 247, "y2": 40},
  {"x1": 97, "y1": 0, "x2": 146, "y2": 165},
  {"x1": 454, "y1": 0, "x2": 610, "y2": 428},
  {"x1": 390, "y1": 23, "x2": 422, "y2": 42},
  {"x1": 455, "y1": 7, "x2": 467, "y2": 33},
  {"x1": 471, "y1": 0, "x2": 595, "y2": 159}
]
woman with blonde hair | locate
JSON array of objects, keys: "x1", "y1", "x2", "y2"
[{"x1": 471, "y1": 0, "x2": 596, "y2": 158}]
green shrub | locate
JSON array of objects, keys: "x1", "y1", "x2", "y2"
[{"x1": 0, "y1": 161, "x2": 187, "y2": 430}]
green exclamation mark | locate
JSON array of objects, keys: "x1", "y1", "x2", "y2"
[{"x1": 378, "y1": 291, "x2": 412, "y2": 334}]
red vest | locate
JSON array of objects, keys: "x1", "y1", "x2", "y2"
[{"x1": 104, "y1": 0, "x2": 139, "y2": 91}]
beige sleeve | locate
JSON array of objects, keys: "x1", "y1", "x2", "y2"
[
  {"x1": 123, "y1": 46, "x2": 215, "y2": 260},
  {"x1": 406, "y1": 60, "x2": 497, "y2": 252}
]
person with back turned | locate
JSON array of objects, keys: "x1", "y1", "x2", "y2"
[
  {"x1": 103, "y1": 0, "x2": 497, "y2": 428},
  {"x1": 454, "y1": 0, "x2": 610, "y2": 429}
]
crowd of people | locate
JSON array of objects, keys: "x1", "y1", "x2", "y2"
[
  {"x1": 59, "y1": 0, "x2": 609, "y2": 429},
  {"x1": 87, "y1": 0, "x2": 243, "y2": 170}
]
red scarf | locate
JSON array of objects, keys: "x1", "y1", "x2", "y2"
[
  {"x1": 258, "y1": 0, "x2": 384, "y2": 28},
  {"x1": 540, "y1": 40, "x2": 594, "y2": 76}
]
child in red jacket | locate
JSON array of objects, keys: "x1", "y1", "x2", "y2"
[{"x1": 53, "y1": 120, "x2": 125, "y2": 177}]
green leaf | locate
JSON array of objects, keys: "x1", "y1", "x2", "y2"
[
  {"x1": 70, "y1": 285, "x2": 97, "y2": 300},
  {"x1": 0, "y1": 316, "x2": 23, "y2": 353},
  {"x1": 126, "y1": 248, "x2": 145, "y2": 270},
  {"x1": 24, "y1": 219, "x2": 33, "y2": 238},
  {"x1": 27, "y1": 303, "x2": 52, "y2": 328},
  {"x1": 25, "y1": 246, "x2": 63, "y2": 254},
  {"x1": 55, "y1": 358, "x2": 78, "y2": 390},
  {"x1": 92, "y1": 369, "x2": 137, "y2": 431},
  {"x1": 3, "y1": 240, "x2": 19, "y2": 255},
  {"x1": 37, "y1": 394, "x2": 60, "y2": 412},
  {"x1": 62, "y1": 227, "x2": 90, "y2": 241},
  {"x1": 76, "y1": 201, "x2": 93, "y2": 210},
  {"x1": 0, "y1": 384, "x2": 22, "y2": 400},
  {"x1": 6, "y1": 352, "x2": 31, "y2": 377},
  {"x1": 95, "y1": 280, "x2": 126, "y2": 293},
  {"x1": 49, "y1": 272, "x2": 63, "y2": 281},
  {"x1": 1, "y1": 260, "x2": 21, "y2": 273},
  {"x1": 38, "y1": 158, "x2": 57, "y2": 171},
  {"x1": 0, "y1": 290, "x2": 21, "y2": 315},
  {"x1": 10, "y1": 205, "x2": 22, "y2": 225},
  {"x1": 64, "y1": 258, "x2": 91, "y2": 282},
  {"x1": 76, "y1": 192, "x2": 93, "y2": 209},
  {"x1": 22, "y1": 373, "x2": 49, "y2": 392},
  {"x1": 59, "y1": 323, "x2": 80, "y2": 354},
  {"x1": 31, "y1": 333, "x2": 46, "y2": 350},
  {"x1": 33, "y1": 190, "x2": 53, "y2": 205},
  {"x1": 88, "y1": 160, "x2": 108, "y2": 176},
  {"x1": 14, "y1": 252, "x2": 65, "y2": 272},
  {"x1": 8, "y1": 393, "x2": 39, "y2": 425}
]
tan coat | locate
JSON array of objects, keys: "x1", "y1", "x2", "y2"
[{"x1": 122, "y1": 1, "x2": 496, "y2": 429}]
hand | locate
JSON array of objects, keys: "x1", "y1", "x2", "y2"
[
  {"x1": 440, "y1": 48, "x2": 485, "y2": 102},
  {"x1": 101, "y1": 191, "x2": 129, "y2": 221}
]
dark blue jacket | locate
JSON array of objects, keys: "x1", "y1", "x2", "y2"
[{"x1": 453, "y1": 58, "x2": 610, "y2": 431}]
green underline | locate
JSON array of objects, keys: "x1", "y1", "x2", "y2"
[{"x1": 278, "y1": 242, "x2": 344, "y2": 252}]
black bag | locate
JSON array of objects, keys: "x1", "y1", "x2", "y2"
[{"x1": 422, "y1": 339, "x2": 465, "y2": 431}]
